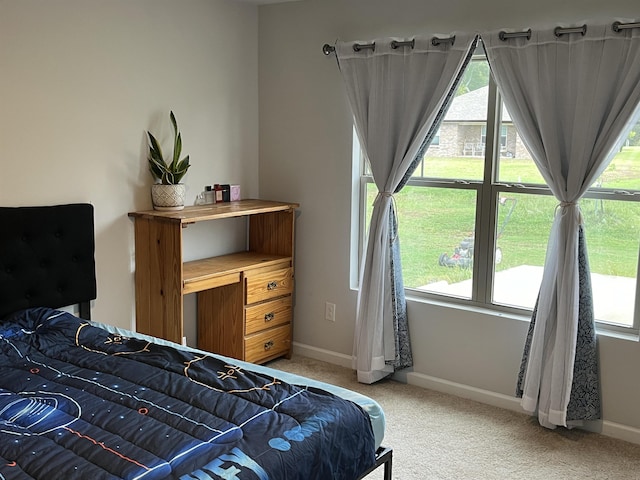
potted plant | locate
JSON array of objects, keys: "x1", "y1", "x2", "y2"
[{"x1": 147, "y1": 111, "x2": 191, "y2": 210}]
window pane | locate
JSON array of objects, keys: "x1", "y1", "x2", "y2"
[
  {"x1": 490, "y1": 193, "x2": 639, "y2": 327},
  {"x1": 413, "y1": 59, "x2": 489, "y2": 180},
  {"x1": 395, "y1": 185, "x2": 477, "y2": 299},
  {"x1": 496, "y1": 105, "x2": 546, "y2": 185},
  {"x1": 594, "y1": 120, "x2": 640, "y2": 191},
  {"x1": 498, "y1": 117, "x2": 640, "y2": 189},
  {"x1": 491, "y1": 193, "x2": 555, "y2": 309},
  {"x1": 364, "y1": 181, "x2": 376, "y2": 235},
  {"x1": 582, "y1": 198, "x2": 639, "y2": 327}
]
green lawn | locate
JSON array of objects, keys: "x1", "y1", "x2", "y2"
[{"x1": 368, "y1": 146, "x2": 640, "y2": 289}]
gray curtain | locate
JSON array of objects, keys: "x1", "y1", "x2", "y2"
[
  {"x1": 483, "y1": 22, "x2": 640, "y2": 428},
  {"x1": 335, "y1": 33, "x2": 477, "y2": 383}
]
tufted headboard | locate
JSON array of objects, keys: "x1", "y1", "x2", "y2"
[{"x1": 0, "y1": 203, "x2": 97, "y2": 320}]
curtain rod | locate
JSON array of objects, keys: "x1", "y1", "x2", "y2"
[
  {"x1": 613, "y1": 21, "x2": 640, "y2": 32},
  {"x1": 500, "y1": 25, "x2": 586, "y2": 40},
  {"x1": 322, "y1": 36, "x2": 455, "y2": 55},
  {"x1": 554, "y1": 25, "x2": 587, "y2": 37},
  {"x1": 322, "y1": 21, "x2": 640, "y2": 53},
  {"x1": 499, "y1": 29, "x2": 531, "y2": 40},
  {"x1": 498, "y1": 21, "x2": 640, "y2": 42}
]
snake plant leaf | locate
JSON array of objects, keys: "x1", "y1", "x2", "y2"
[
  {"x1": 148, "y1": 157, "x2": 167, "y2": 182},
  {"x1": 147, "y1": 132, "x2": 164, "y2": 162},
  {"x1": 170, "y1": 110, "x2": 177, "y2": 134},
  {"x1": 176, "y1": 156, "x2": 190, "y2": 172},
  {"x1": 172, "y1": 155, "x2": 190, "y2": 184},
  {"x1": 170, "y1": 111, "x2": 182, "y2": 166},
  {"x1": 173, "y1": 132, "x2": 182, "y2": 166}
]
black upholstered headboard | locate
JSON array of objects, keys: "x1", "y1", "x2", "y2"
[{"x1": 0, "y1": 203, "x2": 97, "y2": 320}]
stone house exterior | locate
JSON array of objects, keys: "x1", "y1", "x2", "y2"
[{"x1": 426, "y1": 86, "x2": 530, "y2": 159}]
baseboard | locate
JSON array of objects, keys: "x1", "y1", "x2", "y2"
[
  {"x1": 405, "y1": 371, "x2": 640, "y2": 447},
  {"x1": 585, "y1": 419, "x2": 640, "y2": 446},
  {"x1": 405, "y1": 371, "x2": 524, "y2": 413},
  {"x1": 292, "y1": 341, "x2": 354, "y2": 368},
  {"x1": 292, "y1": 342, "x2": 640, "y2": 446}
]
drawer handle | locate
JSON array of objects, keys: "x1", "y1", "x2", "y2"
[
  {"x1": 264, "y1": 340, "x2": 274, "y2": 351},
  {"x1": 264, "y1": 312, "x2": 275, "y2": 322},
  {"x1": 267, "y1": 281, "x2": 278, "y2": 290}
]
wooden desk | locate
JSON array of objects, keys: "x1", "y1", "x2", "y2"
[{"x1": 129, "y1": 199, "x2": 298, "y2": 363}]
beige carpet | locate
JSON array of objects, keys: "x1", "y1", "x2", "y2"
[{"x1": 268, "y1": 355, "x2": 640, "y2": 480}]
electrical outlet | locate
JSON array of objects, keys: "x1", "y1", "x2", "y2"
[{"x1": 325, "y1": 302, "x2": 336, "y2": 322}]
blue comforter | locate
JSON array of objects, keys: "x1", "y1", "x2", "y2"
[{"x1": 0, "y1": 308, "x2": 375, "y2": 479}]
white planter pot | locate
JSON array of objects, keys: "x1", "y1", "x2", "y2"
[{"x1": 151, "y1": 184, "x2": 186, "y2": 211}]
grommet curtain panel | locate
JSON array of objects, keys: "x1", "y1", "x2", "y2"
[
  {"x1": 483, "y1": 22, "x2": 640, "y2": 428},
  {"x1": 335, "y1": 33, "x2": 478, "y2": 384}
]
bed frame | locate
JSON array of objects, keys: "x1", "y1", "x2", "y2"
[{"x1": 0, "y1": 203, "x2": 392, "y2": 480}]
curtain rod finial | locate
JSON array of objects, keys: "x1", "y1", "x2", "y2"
[{"x1": 323, "y1": 44, "x2": 335, "y2": 56}]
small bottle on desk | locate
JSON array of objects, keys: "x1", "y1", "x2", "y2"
[
  {"x1": 204, "y1": 185, "x2": 214, "y2": 204},
  {"x1": 214, "y1": 184, "x2": 224, "y2": 203},
  {"x1": 222, "y1": 184, "x2": 231, "y2": 202}
]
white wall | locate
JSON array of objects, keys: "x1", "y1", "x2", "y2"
[
  {"x1": 0, "y1": 0, "x2": 259, "y2": 337},
  {"x1": 258, "y1": 0, "x2": 640, "y2": 440}
]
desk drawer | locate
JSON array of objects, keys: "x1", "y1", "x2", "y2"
[
  {"x1": 245, "y1": 296, "x2": 292, "y2": 335},
  {"x1": 245, "y1": 324, "x2": 291, "y2": 364},
  {"x1": 245, "y1": 268, "x2": 292, "y2": 304}
]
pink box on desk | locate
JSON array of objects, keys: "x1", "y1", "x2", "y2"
[{"x1": 230, "y1": 185, "x2": 241, "y2": 201}]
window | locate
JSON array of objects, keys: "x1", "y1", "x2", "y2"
[{"x1": 356, "y1": 47, "x2": 640, "y2": 333}]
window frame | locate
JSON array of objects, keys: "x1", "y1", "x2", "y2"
[{"x1": 354, "y1": 55, "x2": 640, "y2": 337}]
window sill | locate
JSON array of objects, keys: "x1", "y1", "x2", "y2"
[{"x1": 404, "y1": 290, "x2": 639, "y2": 342}]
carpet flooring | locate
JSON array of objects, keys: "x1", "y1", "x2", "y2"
[{"x1": 268, "y1": 355, "x2": 640, "y2": 480}]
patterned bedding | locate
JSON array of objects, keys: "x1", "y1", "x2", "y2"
[{"x1": 0, "y1": 308, "x2": 376, "y2": 480}]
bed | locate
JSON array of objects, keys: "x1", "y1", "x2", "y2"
[{"x1": 0, "y1": 203, "x2": 392, "y2": 480}]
